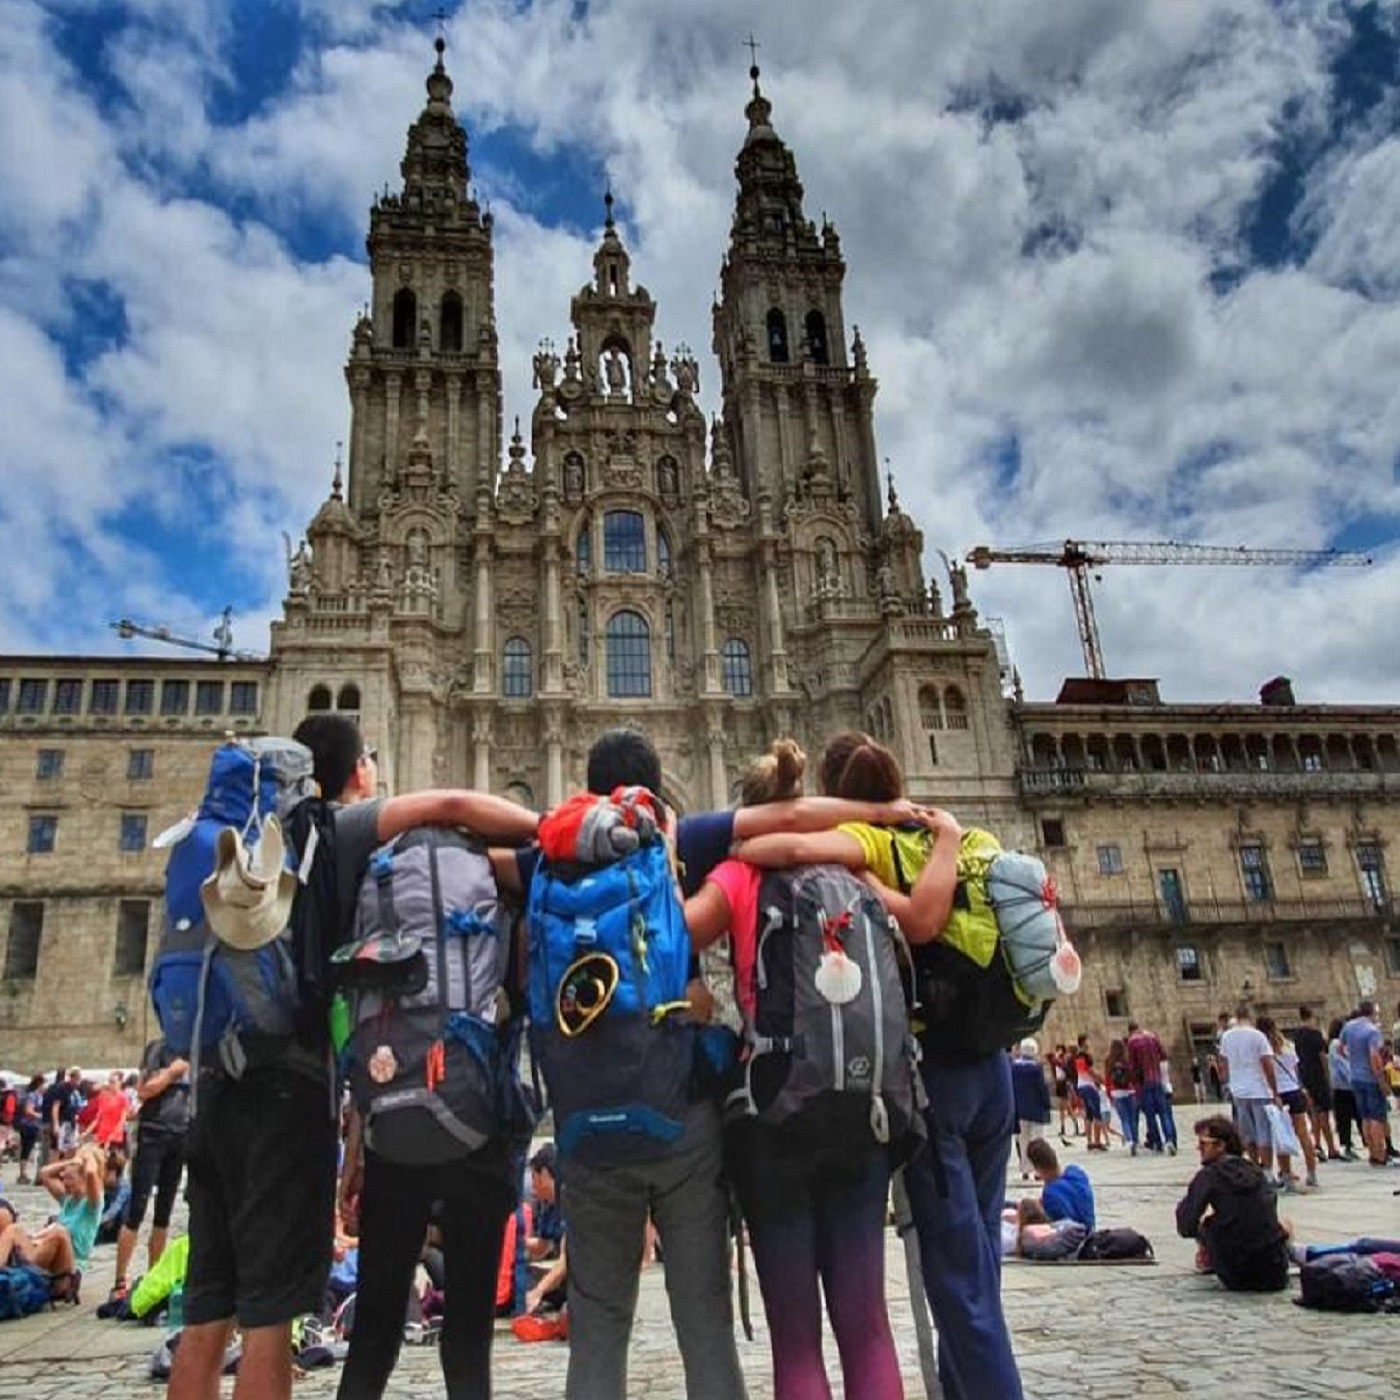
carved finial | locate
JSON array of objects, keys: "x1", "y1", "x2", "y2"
[
  {"x1": 885, "y1": 462, "x2": 899, "y2": 511},
  {"x1": 332, "y1": 441, "x2": 344, "y2": 500},
  {"x1": 604, "y1": 183, "x2": 615, "y2": 230},
  {"x1": 434, "y1": 5, "x2": 447, "y2": 65}
]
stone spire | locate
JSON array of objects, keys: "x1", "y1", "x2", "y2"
[
  {"x1": 592, "y1": 184, "x2": 632, "y2": 298},
  {"x1": 399, "y1": 35, "x2": 470, "y2": 205}
]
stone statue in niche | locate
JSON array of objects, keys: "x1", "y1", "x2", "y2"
[
  {"x1": 605, "y1": 348, "x2": 628, "y2": 399},
  {"x1": 406, "y1": 528, "x2": 429, "y2": 569},
  {"x1": 657, "y1": 457, "x2": 678, "y2": 502},
  {"x1": 563, "y1": 454, "x2": 584, "y2": 502},
  {"x1": 284, "y1": 535, "x2": 313, "y2": 595},
  {"x1": 816, "y1": 537, "x2": 839, "y2": 592}
]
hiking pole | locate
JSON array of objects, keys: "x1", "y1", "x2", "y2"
[{"x1": 892, "y1": 1167, "x2": 941, "y2": 1399}]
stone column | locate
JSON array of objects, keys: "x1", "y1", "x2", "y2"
[
  {"x1": 471, "y1": 708, "x2": 492, "y2": 791},
  {"x1": 757, "y1": 495, "x2": 792, "y2": 696},
  {"x1": 348, "y1": 367, "x2": 371, "y2": 509},
  {"x1": 696, "y1": 528, "x2": 721, "y2": 695},
  {"x1": 446, "y1": 374, "x2": 460, "y2": 481},
  {"x1": 384, "y1": 372, "x2": 402, "y2": 478},
  {"x1": 543, "y1": 707, "x2": 565, "y2": 807},
  {"x1": 542, "y1": 537, "x2": 564, "y2": 694}
]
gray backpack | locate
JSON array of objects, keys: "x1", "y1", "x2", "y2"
[
  {"x1": 727, "y1": 864, "x2": 924, "y2": 1153},
  {"x1": 337, "y1": 827, "x2": 525, "y2": 1164}
]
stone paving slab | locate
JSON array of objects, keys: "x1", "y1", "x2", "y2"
[{"x1": 3, "y1": 1129, "x2": 1399, "y2": 1398}]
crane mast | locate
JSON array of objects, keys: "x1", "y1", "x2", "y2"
[{"x1": 966, "y1": 539, "x2": 1372, "y2": 679}]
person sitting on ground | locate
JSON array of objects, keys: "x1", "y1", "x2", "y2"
[
  {"x1": 1000, "y1": 1198, "x2": 1087, "y2": 1259},
  {"x1": 1175, "y1": 1115, "x2": 1289, "y2": 1292},
  {"x1": 1025, "y1": 1139, "x2": 1095, "y2": 1230},
  {"x1": 0, "y1": 1145, "x2": 102, "y2": 1295}
]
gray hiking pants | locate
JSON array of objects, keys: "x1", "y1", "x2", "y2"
[{"x1": 561, "y1": 1101, "x2": 747, "y2": 1400}]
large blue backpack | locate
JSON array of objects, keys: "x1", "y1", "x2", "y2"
[
  {"x1": 147, "y1": 738, "x2": 330, "y2": 1087},
  {"x1": 527, "y1": 792, "x2": 694, "y2": 1163}
]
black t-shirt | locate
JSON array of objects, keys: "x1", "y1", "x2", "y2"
[
  {"x1": 41, "y1": 1081, "x2": 76, "y2": 1126},
  {"x1": 138, "y1": 1039, "x2": 190, "y2": 1138},
  {"x1": 1292, "y1": 1025, "x2": 1327, "y2": 1090}
]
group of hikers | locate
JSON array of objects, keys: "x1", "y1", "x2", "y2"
[
  {"x1": 107, "y1": 715, "x2": 1036, "y2": 1400},
  {"x1": 9, "y1": 710, "x2": 1392, "y2": 1397}
]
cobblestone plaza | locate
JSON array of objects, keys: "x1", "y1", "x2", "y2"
[{"x1": 3, "y1": 1132, "x2": 1397, "y2": 1398}]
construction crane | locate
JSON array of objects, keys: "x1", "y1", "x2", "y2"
[
  {"x1": 110, "y1": 606, "x2": 260, "y2": 662},
  {"x1": 965, "y1": 539, "x2": 1373, "y2": 679}
]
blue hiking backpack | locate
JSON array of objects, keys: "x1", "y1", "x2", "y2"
[
  {"x1": 527, "y1": 796, "x2": 695, "y2": 1163},
  {"x1": 0, "y1": 1263, "x2": 51, "y2": 1321},
  {"x1": 147, "y1": 738, "x2": 333, "y2": 1087}
]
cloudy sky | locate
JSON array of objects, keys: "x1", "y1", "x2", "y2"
[{"x1": 2, "y1": 0, "x2": 1398, "y2": 704}]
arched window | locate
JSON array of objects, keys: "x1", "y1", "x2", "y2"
[
  {"x1": 944, "y1": 685, "x2": 968, "y2": 730},
  {"x1": 392, "y1": 288, "x2": 417, "y2": 349},
  {"x1": 722, "y1": 639, "x2": 754, "y2": 697},
  {"x1": 504, "y1": 781, "x2": 534, "y2": 809},
  {"x1": 606, "y1": 611, "x2": 652, "y2": 697},
  {"x1": 657, "y1": 528, "x2": 672, "y2": 578},
  {"x1": 502, "y1": 637, "x2": 532, "y2": 698},
  {"x1": 337, "y1": 683, "x2": 361, "y2": 712},
  {"x1": 440, "y1": 291, "x2": 463, "y2": 352},
  {"x1": 805, "y1": 309, "x2": 829, "y2": 365},
  {"x1": 919, "y1": 685, "x2": 943, "y2": 730},
  {"x1": 767, "y1": 308, "x2": 789, "y2": 364},
  {"x1": 603, "y1": 511, "x2": 647, "y2": 572},
  {"x1": 307, "y1": 685, "x2": 332, "y2": 712},
  {"x1": 576, "y1": 520, "x2": 592, "y2": 576}
]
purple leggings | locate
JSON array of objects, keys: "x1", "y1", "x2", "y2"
[{"x1": 739, "y1": 1137, "x2": 902, "y2": 1400}]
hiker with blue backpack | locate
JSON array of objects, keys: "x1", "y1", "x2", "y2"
[
  {"x1": 157, "y1": 715, "x2": 537, "y2": 1400},
  {"x1": 735, "y1": 731, "x2": 1078, "y2": 1400},
  {"x1": 681, "y1": 738, "x2": 924, "y2": 1400},
  {"x1": 515, "y1": 728, "x2": 920, "y2": 1400}
]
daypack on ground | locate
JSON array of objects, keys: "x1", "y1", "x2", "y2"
[
  {"x1": 1298, "y1": 1254, "x2": 1399, "y2": 1312},
  {"x1": 889, "y1": 826, "x2": 1080, "y2": 1061},
  {"x1": 527, "y1": 787, "x2": 694, "y2": 1163},
  {"x1": 147, "y1": 738, "x2": 333, "y2": 1082},
  {"x1": 727, "y1": 864, "x2": 923, "y2": 1155},
  {"x1": 337, "y1": 827, "x2": 529, "y2": 1165},
  {"x1": 0, "y1": 1263, "x2": 51, "y2": 1321},
  {"x1": 1076, "y1": 1227, "x2": 1153, "y2": 1262}
]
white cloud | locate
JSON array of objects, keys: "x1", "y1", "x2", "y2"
[{"x1": 1, "y1": 0, "x2": 1398, "y2": 704}]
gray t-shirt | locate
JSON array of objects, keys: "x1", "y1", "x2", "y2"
[{"x1": 332, "y1": 798, "x2": 385, "y2": 939}]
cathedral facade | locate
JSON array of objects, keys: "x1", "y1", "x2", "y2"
[
  {"x1": 2, "y1": 49, "x2": 1397, "y2": 1072},
  {"x1": 264, "y1": 46, "x2": 1017, "y2": 830}
]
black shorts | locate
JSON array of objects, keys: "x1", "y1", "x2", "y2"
[
  {"x1": 183, "y1": 1071, "x2": 337, "y2": 1330},
  {"x1": 125, "y1": 1130, "x2": 186, "y2": 1232},
  {"x1": 1300, "y1": 1077, "x2": 1331, "y2": 1111},
  {"x1": 1280, "y1": 1088, "x2": 1309, "y2": 1117}
]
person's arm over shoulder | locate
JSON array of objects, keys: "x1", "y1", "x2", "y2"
[
  {"x1": 733, "y1": 826, "x2": 872, "y2": 873},
  {"x1": 375, "y1": 790, "x2": 540, "y2": 845},
  {"x1": 904, "y1": 810, "x2": 961, "y2": 944},
  {"x1": 730, "y1": 796, "x2": 918, "y2": 841}
]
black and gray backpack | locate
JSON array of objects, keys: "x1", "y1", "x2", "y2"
[
  {"x1": 335, "y1": 827, "x2": 530, "y2": 1164},
  {"x1": 727, "y1": 864, "x2": 924, "y2": 1155}
]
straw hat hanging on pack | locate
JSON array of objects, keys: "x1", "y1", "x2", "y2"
[{"x1": 200, "y1": 816, "x2": 298, "y2": 951}]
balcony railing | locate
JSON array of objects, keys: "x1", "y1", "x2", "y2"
[
  {"x1": 1019, "y1": 765, "x2": 1393, "y2": 800},
  {"x1": 1060, "y1": 895, "x2": 1392, "y2": 933}
]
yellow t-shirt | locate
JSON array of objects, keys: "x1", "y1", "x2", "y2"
[{"x1": 838, "y1": 822, "x2": 1006, "y2": 965}]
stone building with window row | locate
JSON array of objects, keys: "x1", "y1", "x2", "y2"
[{"x1": 0, "y1": 47, "x2": 1397, "y2": 1072}]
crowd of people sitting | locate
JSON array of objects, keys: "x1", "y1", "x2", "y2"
[{"x1": 2, "y1": 715, "x2": 1400, "y2": 1400}]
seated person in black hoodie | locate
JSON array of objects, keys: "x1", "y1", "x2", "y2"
[{"x1": 1176, "y1": 1115, "x2": 1289, "y2": 1292}]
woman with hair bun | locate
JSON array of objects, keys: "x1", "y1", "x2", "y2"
[
  {"x1": 683, "y1": 738, "x2": 906, "y2": 1400},
  {"x1": 733, "y1": 731, "x2": 1025, "y2": 1400}
]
